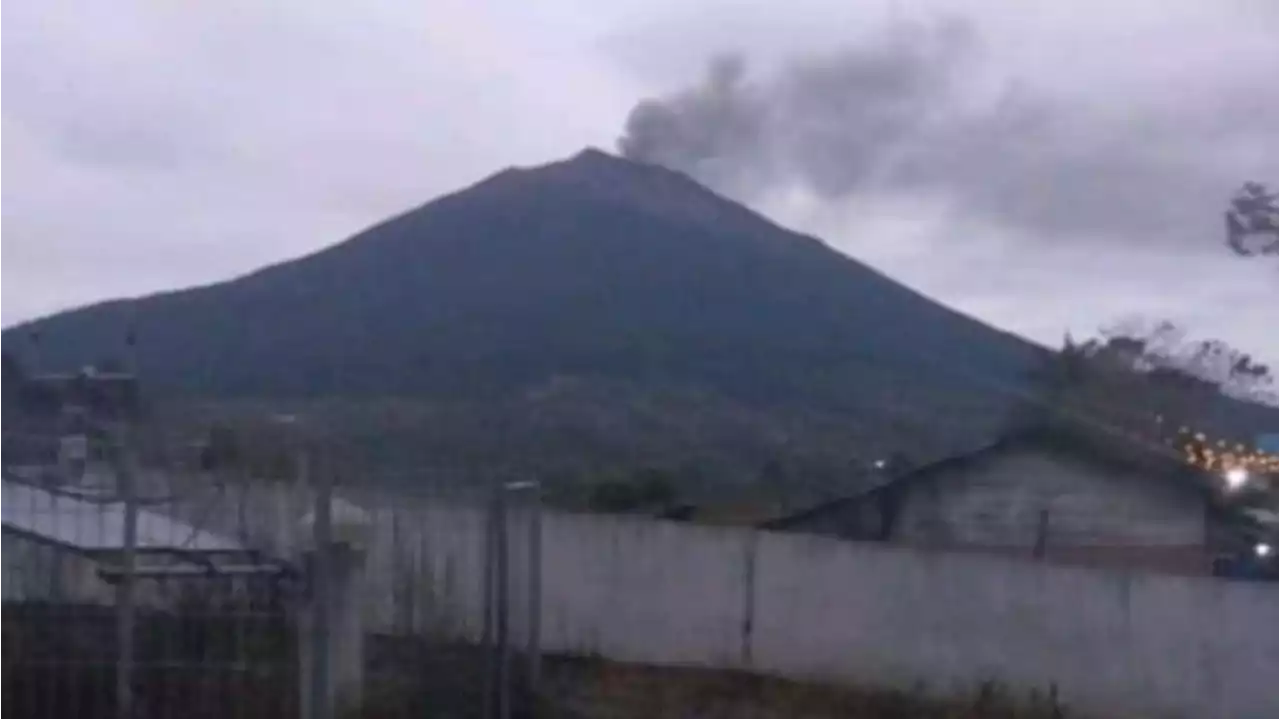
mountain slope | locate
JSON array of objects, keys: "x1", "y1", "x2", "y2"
[{"x1": 5, "y1": 148, "x2": 1041, "y2": 410}]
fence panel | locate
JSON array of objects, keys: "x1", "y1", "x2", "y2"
[{"x1": 2, "y1": 461, "x2": 301, "y2": 719}]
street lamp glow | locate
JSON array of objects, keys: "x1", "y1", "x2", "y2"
[
  {"x1": 1255, "y1": 543, "x2": 1272, "y2": 558},
  {"x1": 1223, "y1": 467, "x2": 1249, "y2": 490}
]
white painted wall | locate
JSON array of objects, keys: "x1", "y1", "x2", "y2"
[
  {"x1": 118, "y1": 481, "x2": 1277, "y2": 718},
  {"x1": 327, "y1": 496, "x2": 1274, "y2": 718},
  {"x1": 751, "y1": 531, "x2": 1275, "y2": 719}
]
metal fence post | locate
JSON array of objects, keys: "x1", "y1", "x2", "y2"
[
  {"x1": 482, "y1": 481, "x2": 542, "y2": 719},
  {"x1": 526, "y1": 485, "x2": 542, "y2": 699},
  {"x1": 113, "y1": 427, "x2": 139, "y2": 719},
  {"x1": 495, "y1": 487, "x2": 512, "y2": 719},
  {"x1": 300, "y1": 451, "x2": 368, "y2": 719},
  {"x1": 481, "y1": 493, "x2": 498, "y2": 719},
  {"x1": 301, "y1": 448, "x2": 333, "y2": 719}
]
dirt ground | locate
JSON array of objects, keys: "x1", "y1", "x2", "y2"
[
  {"x1": 358, "y1": 639, "x2": 1072, "y2": 719},
  {"x1": 4, "y1": 608, "x2": 1073, "y2": 719}
]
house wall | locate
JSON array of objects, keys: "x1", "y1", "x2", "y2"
[
  {"x1": 771, "y1": 496, "x2": 890, "y2": 540},
  {"x1": 889, "y1": 446, "x2": 1209, "y2": 557}
]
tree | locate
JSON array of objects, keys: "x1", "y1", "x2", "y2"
[
  {"x1": 95, "y1": 357, "x2": 127, "y2": 374},
  {"x1": 1022, "y1": 333, "x2": 1143, "y2": 437},
  {"x1": 585, "y1": 479, "x2": 639, "y2": 513},
  {"x1": 199, "y1": 425, "x2": 243, "y2": 472},
  {"x1": 1027, "y1": 319, "x2": 1276, "y2": 445},
  {"x1": 1096, "y1": 320, "x2": 1274, "y2": 403},
  {"x1": 2, "y1": 352, "x2": 26, "y2": 415},
  {"x1": 585, "y1": 466, "x2": 680, "y2": 514}
]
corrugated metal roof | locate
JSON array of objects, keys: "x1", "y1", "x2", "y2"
[{"x1": 1, "y1": 477, "x2": 244, "y2": 553}]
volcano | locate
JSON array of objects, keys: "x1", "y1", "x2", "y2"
[{"x1": 5, "y1": 149, "x2": 1057, "y2": 494}]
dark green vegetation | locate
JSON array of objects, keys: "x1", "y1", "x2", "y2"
[
  {"x1": 1026, "y1": 320, "x2": 1277, "y2": 444},
  {"x1": 5, "y1": 150, "x2": 1272, "y2": 505}
]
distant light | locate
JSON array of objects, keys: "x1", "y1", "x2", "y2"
[
  {"x1": 1255, "y1": 543, "x2": 1272, "y2": 558},
  {"x1": 873, "y1": 459, "x2": 887, "y2": 470},
  {"x1": 1224, "y1": 467, "x2": 1249, "y2": 490}
]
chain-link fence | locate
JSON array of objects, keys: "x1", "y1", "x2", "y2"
[
  {"x1": 4, "y1": 412, "x2": 1093, "y2": 719},
  {"x1": 2, "y1": 422, "x2": 544, "y2": 719},
  {"x1": 2, "y1": 433, "x2": 301, "y2": 719},
  {"x1": 1, "y1": 575, "x2": 300, "y2": 719}
]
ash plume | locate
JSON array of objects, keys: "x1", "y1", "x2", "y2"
[
  {"x1": 619, "y1": 18, "x2": 976, "y2": 200},
  {"x1": 617, "y1": 16, "x2": 1279, "y2": 246}
]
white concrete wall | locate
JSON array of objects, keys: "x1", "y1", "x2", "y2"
[
  {"x1": 751, "y1": 531, "x2": 1275, "y2": 719},
  {"x1": 338, "y1": 500, "x2": 1275, "y2": 718},
  {"x1": 145, "y1": 482, "x2": 1277, "y2": 718},
  {"x1": 537, "y1": 512, "x2": 753, "y2": 667}
]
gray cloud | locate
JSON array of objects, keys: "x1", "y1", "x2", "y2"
[
  {"x1": 1, "y1": 0, "x2": 640, "y2": 327},
  {"x1": 3, "y1": 0, "x2": 1276, "y2": 369},
  {"x1": 611, "y1": 5, "x2": 1276, "y2": 367},
  {"x1": 617, "y1": 15, "x2": 1279, "y2": 248}
]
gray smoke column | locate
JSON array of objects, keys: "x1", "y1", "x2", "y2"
[
  {"x1": 617, "y1": 17, "x2": 979, "y2": 200},
  {"x1": 616, "y1": 16, "x2": 1279, "y2": 247}
]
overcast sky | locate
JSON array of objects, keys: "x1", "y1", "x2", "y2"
[{"x1": 4, "y1": 0, "x2": 1278, "y2": 366}]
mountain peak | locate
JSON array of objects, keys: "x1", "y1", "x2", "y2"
[
  {"x1": 7, "y1": 143, "x2": 1042, "y2": 412},
  {"x1": 542, "y1": 146, "x2": 661, "y2": 180},
  {"x1": 541, "y1": 146, "x2": 650, "y2": 186},
  {"x1": 566, "y1": 146, "x2": 618, "y2": 166},
  {"x1": 496, "y1": 147, "x2": 792, "y2": 244}
]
